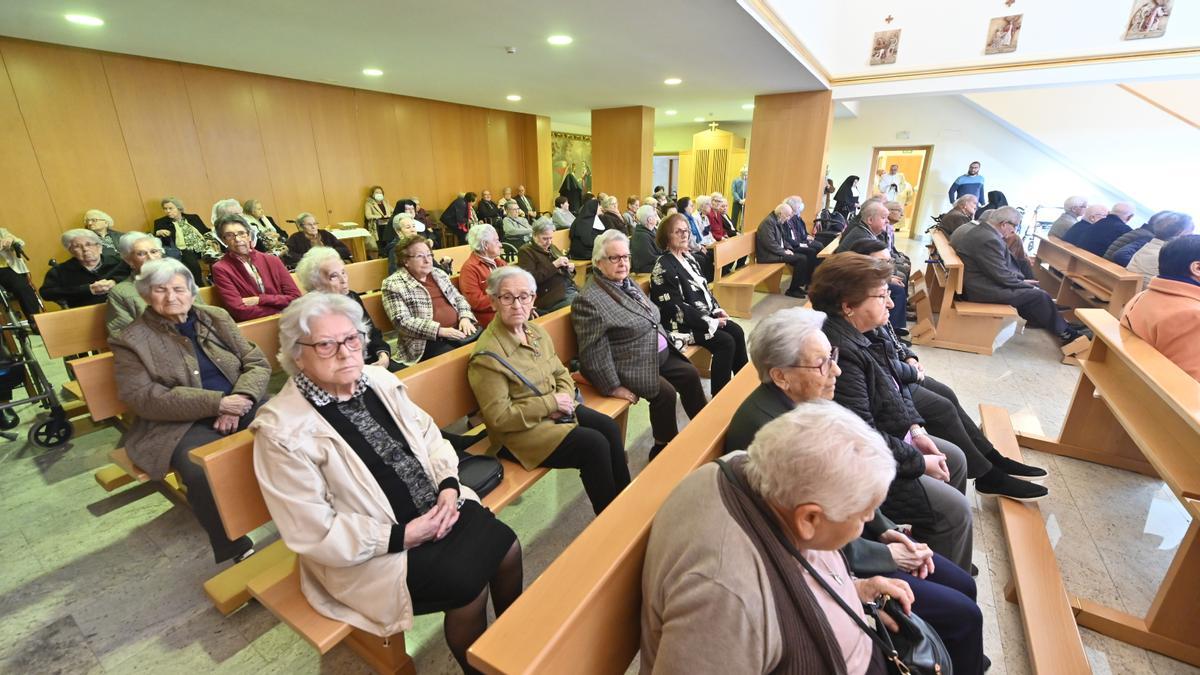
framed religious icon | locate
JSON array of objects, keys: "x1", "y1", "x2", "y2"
[
  {"x1": 869, "y1": 30, "x2": 900, "y2": 66},
  {"x1": 985, "y1": 14, "x2": 1023, "y2": 55},
  {"x1": 1125, "y1": 0, "x2": 1171, "y2": 40}
]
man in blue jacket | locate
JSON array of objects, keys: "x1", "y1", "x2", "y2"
[{"x1": 947, "y1": 161, "x2": 985, "y2": 204}]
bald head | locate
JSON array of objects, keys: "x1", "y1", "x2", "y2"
[
  {"x1": 1111, "y1": 202, "x2": 1134, "y2": 222},
  {"x1": 774, "y1": 203, "x2": 793, "y2": 220},
  {"x1": 1083, "y1": 204, "x2": 1109, "y2": 224}
]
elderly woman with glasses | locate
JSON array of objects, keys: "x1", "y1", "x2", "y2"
[
  {"x1": 630, "y1": 204, "x2": 663, "y2": 274},
  {"x1": 296, "y1": 246, "x2": 399, "y2": 372},
  {"x1": 723, "y1": 307, "x2": 986, "y2": 675},
  {"x1": 573, "y1": 230, "x2": 707, "y2": 459},
  {"x1": 650, "y1": 213, "x2": 747, "y2": 395},
  {"x1": 516, "y1": 219, "x2": 577, "y2": 313},
  {"x1": 383, "y1": 235, "x2": 477, "y2": 364},
  {"x1": 468, "y1": 266, "x2": 630, "y2": 514},
  {"x1": 40, "y1": 229, "x2": 130, "y2": 308},
  {"x1": 460, "y1": 224, "x2": 508, "y2": 328},
  {"x1": 153, "y1": 196, "x2": 212, "y2": 282},
  {"x1": 642, "y1": 401, "x2": 922, "y2": 674},
  {"x1": 253, "y1": 293, "x2": 522, "y2": 672},
  {"x1": 810, "y1": 253, "x2": 974, "y2": 571},
  {"x1": 284, "y1": 212, "x2": 352, "y2": 267},
  {"x1": 83, "y1": 209, "x2": 125, "y2": 252},
  {"x1": 111, "y1": 258, "x2": 269, "y2": 564},
  {"x1": 106, "y1": 232, "x2": 166, "y2": 336}
]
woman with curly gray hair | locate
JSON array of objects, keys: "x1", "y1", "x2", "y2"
[{"x1": 296, "y1": 246, "x2": 399, "y2": 371}]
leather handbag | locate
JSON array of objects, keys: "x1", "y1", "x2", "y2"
[
  {"x1": 474, "y1": 350, "x2": 583, "y2": 422},
  {"x1": 456, "y1": 454, "x2": 503, "y2": 498}
]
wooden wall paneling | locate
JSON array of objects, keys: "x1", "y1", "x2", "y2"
[
  {"x1": 354, "y1": 90, "x2": 405, "y2": 203},
  {"x1": 250, "y1": 76, "x2": 328, "y2": 226},
  {"x1": 486, "y1": 110, "x2": 513, "y2": 196},
  {"x1": 461, "y1": 106, "x2": 491, "y2": 198},
  {"x1": 1, "y1": 40, "x2": 144, "y2": 237},
  {"x1": 393, "y1": 97, "x2": 438, "y2": 205},
  {"x1": 428, "y1": 100, "x2": 467, "y2": 205},
  {"x1": 524, "y1": 114, "x2": 553, "y2": 213},
  {"x1": 181, "y1": 65, "x2": 277, "y2": 216},
  {"x1": 506, "y1": 113, "x2": 528, "y2": 193},
  {"x1": 0, "y1": 45, "x2": 61, "y2": 284},
  {"x1": 101, "y1": 53, "x2": 213, "y2": 227},
  {"x1": 308, "y1": 84, "x2": 366, "y2": 228},
  {"x1": 591, "y1": 106, "x2": 654, "y2": 202},
  {"x1": 744, "y1": 91, "x2": 833, "y2": 232}
]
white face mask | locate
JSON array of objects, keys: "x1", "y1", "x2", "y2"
[{"x1": 373, "y1": 193, "x2": 384, "y2": 201}]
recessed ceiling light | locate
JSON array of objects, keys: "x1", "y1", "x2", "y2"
[
  {"x1": 65, "y1": 14, "x2": 104, "y2": 26},
  {"x1": 506, "y1": 94, "x2": 522, "y2": 102},
  {"x1": 664, "y1": 78, "x2": 683, "y2": 86},
  {"x1": 664, "y1": 110, "x2": 677, "y2": 116},
  {"x1": 362, "y1": 68, "x2": 383, "y2": 77},
  {"x1": 742, "y1": 103, "x2": 755, "y2": 110},
  {"x1": 693, "y1": 117, "x2": 705, "y2": 122},
  {"x1": 547, "y1": 35, "x2": 573, "y2": 46}
]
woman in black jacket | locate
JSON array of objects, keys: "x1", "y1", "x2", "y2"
[
  {"x1": 832, "y1": 175, "x2": 860, "y2": 218},
  {"x1": 569, "y1": 198, "x2": 602, "y2": 260},
  {"x1": 810, "y1": 252, "x2": 974, "y2": 571},
  {"x1": 649, "y1": 214, "x2": 746, "y2": 395}
]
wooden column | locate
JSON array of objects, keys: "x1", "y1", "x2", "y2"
[
  {"x1": 591, "y1": 106, "x2": 654, "y2": 202},
  {"x1": 522, "y1": 114, "x2": 553, "y2": 213},
  {"x1": 744, "y1": 91, "x2": 833, "y2": 232}
]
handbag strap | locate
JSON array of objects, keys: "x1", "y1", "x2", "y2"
[
  {"x1": 473, "y1": 350, "x2": 545, "y2": 397},
  {"x1": 714, "y1": 459, "x2": 907, "y2": 671}
]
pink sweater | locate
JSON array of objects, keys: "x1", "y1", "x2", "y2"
[{"x1": 1121, "y1": 277, "x2": 1200, "y2": 382}]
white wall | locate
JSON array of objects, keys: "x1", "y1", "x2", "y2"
[
  {"x1": 654, "y1": 122, "x2": 752, "y2": 153},
  {"x1": 828, "y1": 94, "x2": 1129, "y2": 229}
]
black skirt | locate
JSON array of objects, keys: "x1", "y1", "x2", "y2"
[{"x1": 405, "y1": 500, "x2": 516, "y2": 614}]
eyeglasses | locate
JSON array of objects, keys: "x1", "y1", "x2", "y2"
[
  {"x1": 222, "y1": 230, "x2": 250, "y2": 241},
  {"x1": 69, "y1": 242, "x2": 102, "y2": 250},
  {"x1": 496, "y1": 293, "x2": 536, "y2": 306},
  {"x1": 131, "y1": 248, "x2": 165, "y2": 258},
  {"x1": 297, "y1": 332, "x2": 366, "y2": 358},
  {"x1": 867, "y1": 293, "x2": 890, "y2": 303},
  {"x1": 787, "y1": 347, "x2": 839, "y2": 376},
  {"x1": 407, "y1": 253, "x2": 434, "y2": 261},
  {"x1": 604, "y1": 254, "x2": 630, "y2": 264}
]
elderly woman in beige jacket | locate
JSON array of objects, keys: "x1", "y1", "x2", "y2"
[
  {"x1": 111, "y1": 258, "x2": 269, "y2": 564},
  {"x1": 253, "y1": 293, "x2": 521, "y2": 672}
]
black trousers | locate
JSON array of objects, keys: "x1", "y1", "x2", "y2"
[
  {"x1": 535, "y1": 405, "x2": 630, "y2": 514},
  {"x1": 169, "y1": 401, "x2": 262, "y2": 563},
  {"x1": 419, "y1": 338, "x2": 458, "y2": 362},
  {"x1": 694, "y1": 321, "x2": 747, "y2": 395},
  {"x1": 1005, "y1": 286, "x2": 1067, "y2": 334},
  {"x1": 0, "y1": 268, "x2": 40, "y2": 320},
  {"x1": 780, "y1": 255, "x2": 808, "y2": 293},
  {"x1": 911, "y1": 376, "x2": 996, "y2": 477},
  {"x1": 647, "y1": 350, "x2": 708, "y2": 444}
]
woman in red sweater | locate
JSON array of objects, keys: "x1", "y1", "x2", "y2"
[{"x1": 460, "y1": 223, "x2": 507, "y2": 327}]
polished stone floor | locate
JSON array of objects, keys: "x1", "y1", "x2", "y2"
[{"x1": 0, "y1": 238, "x2": 1195, "y2": 674}]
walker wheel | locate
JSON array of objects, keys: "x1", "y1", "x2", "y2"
[{"x1": 29, "y1": 417, "x2": 72, "y2": 447}]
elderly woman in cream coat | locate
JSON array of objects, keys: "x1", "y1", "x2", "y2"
[{"x1": 253, "y1": 293, "x2": 521, "y2": 672}]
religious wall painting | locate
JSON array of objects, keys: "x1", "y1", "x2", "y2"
[
  {"x1": 984, "y1": 14, "x2": 1023, "y2": 55},
  {"x1": 869, "y1": 30, "x2": 901, "y2": 66},
  {"x1": 1125, "y1": 0, "x2": 1171, "y2": 40},
  {"x1": 551, "y1": 132, "x2": 592, "y2": 193}
]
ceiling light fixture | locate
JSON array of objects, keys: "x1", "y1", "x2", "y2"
[
  {"x1": 664, "y1": 78, "x2": 682, "y2": 86},
  {"x1": 65, "y1": 14, "x2": 104, "y2": 26},
  {"x1": 547, "y1": 35, "x2": 573, "y2": 45},
  {"x1": 742, "y1": 103, "x2": 755, "y2": 110},
  {"x1": 664, "y1": 110, "x2": 677, "y2": 116},
  {"x1": 506, "y1": 94, "x2": 522, "y2": 102},
  {"x1": 362, "y1": 68, "x2": 383, "y2": 76},
  {"x1": 693, "y1": 117, "x2": 705, "y2": 122}
]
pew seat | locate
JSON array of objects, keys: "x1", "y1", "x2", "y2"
[
  {"x1": 913, "y1": 231, "x2": 1020, "y2": 355},
  {"x1": 713, "y1": 263, "x2": 785, "y2": 319}
]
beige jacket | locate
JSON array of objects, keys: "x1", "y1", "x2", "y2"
[
  {"x1": 252, "y1": 365, "x2": 474, "y2": 637},
  {"x1": 0, "y1": 228, "x2": 29, "y2": 274},
  {"x1": 111, "y1": 305, "x2": 270, "y2": 479}
]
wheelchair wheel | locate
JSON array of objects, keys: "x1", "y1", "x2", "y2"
[{"x1": 29, "y1": 416, "x2": 72, "y2": 448}]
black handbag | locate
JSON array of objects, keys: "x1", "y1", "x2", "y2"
[
  {"x1": 715, "y1": 460, "x2": 952, "y2": 675},
  {"x1": 456, "y1": 454, "x2": 503, "y2": 498}
]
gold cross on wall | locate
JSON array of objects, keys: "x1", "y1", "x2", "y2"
[{"x1": 707, "y1": 122, "x2": 719, "y2": 132}]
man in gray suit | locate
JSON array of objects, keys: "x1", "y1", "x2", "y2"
[
  {"x1": 1047, "y1": 195, "x2": 1088, "y2": 239},
  {"x1": 951, "y1": 206, "x2": 1086, "y2": 345},
  {"x1": 571, "y1": 230, "x2": 707, "y2": 458},
  {"x1": 755, "y1": 202, "x2": 808, "y2": 298}
]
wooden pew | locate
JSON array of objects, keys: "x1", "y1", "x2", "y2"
[
  {"x1": 468, "y1": 365, "x2": 760, "y2": 674},
  {"x1": 817, "y1": 235, "x2": 840, "y2": 259},
  {"x1": 1033, "y1": 236, "x2": 1142, "y2": 319},
  {"x1": 189, "y1": 307, "x2": 633, "y2": 673},
  {"x1": 711, "y1": 235, "x2": 785, "y2": 319},
  {"x1": 34, "y1": 304, "x2": 109, "y2": 357},
  {"x1": 912, "y1": 231, "x2": 1019, "y2": 355},
  {"x1": 345, "y1": 258, "x2": 389, "y2": 294},
  {"x1": 987, "y1": 308, "x2": 1200, "y2": 668},
  {"x1": 552, "y1": 228, "x2": 591, "y2": 284}
]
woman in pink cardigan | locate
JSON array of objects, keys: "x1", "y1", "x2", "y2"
[{"x1": 1121, "y1": 233, "x2": 1200, "y2": 382}]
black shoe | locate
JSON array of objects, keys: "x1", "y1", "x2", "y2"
[
  {"x1": 975, "y1": 468, "x2": 1048, "y2": 502},
  {"x1": 1058, "y1": 327, "x2": 1087, "y2": 345},
  {"x1": 983, "y1": 654, "x2": 991, "y2": 671},
  {"x1": 970, "y1": 564, "x2": 979, "y2": 577},
  {"x1": 649, "y1": 443, "x2": 668, "y2": 461},
  {"x1": 894, "y1": 327, "x2": 910, "y2": 337},
  {"x1": 988, "y1": 452, "x2": 1048, "y2": 479},
  {"x1": 785, "y1": 289, "x2": 807, "y2": 299}
]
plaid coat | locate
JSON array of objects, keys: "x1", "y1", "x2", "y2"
[
  {"x1": 571, "y1": 275, "x2": 672, "y2": 399},
  {"x1": 382, "y1": 267, "x2": 475, "y2": 364}
]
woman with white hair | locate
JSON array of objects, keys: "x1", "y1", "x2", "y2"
[
  {"x1": 105, "y1": 232, "x2": 165, "y2": 336},
  {"x1": 40, "y1": 229, "x2": 130, "y2": 308},
  {"x1": 724, "y1": 307, "x2": 986, "y2": 675},
  {"x1": 469, "y1": 266, "x2": 629, "y2": 514},
  {"x1": 83, "y1": 209, "x2": 124, "y2": 252},
  {"x1": 516, "y1": 218, "x2": 576, "y2": 313},
  {"x1": 459, "y1": 224, "x2": 507, "y2": 327},
  {"x1": 284, "y1": 212, "x2": 351, "y2": 267},
  {"x1": 642, "y1": 401, "x2": 920, "y2": 674},
  {"x1": 383, "y1": 213, "x2": 425, "y2": 274},
  {"x1": 111, "y1": 258, "x2": 270, "y2": 564},
  {"x1": 153, "y1": 196, "x2": 213, "y2": 282},
  {"x1": 597, "y1": 194, "x2": 628, "y2": 235},
  {"x1": 382, "y1": 235, "x2": 477, "y2": 364},
  {"x1": 253, "y1": 293, "x2": 522, "y2": 671},
  {"x1": 296, "y1": 246, "x2": 398, "y2": 371},
  {"x1": 242, "y1": 199, "x2": 290, "y2": 258},
  {"x1": 501, "y1": 201, "x2": 532, "y2": 246},
  {"x1": 630, "y1": 204, "x2": 663, "y2": 274},
  {"x1": 573, "y1": 230, "x2": 707, "y2": 459}
]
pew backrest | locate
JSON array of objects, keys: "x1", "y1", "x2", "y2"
[
  {"x1": 711, "y1": 234, "x2": 754, "y2": 280},
  {"x1": 35, "y1": 304, "x2": 108, "y2": 358},
  {"x1": 346, "y1": 259, "x2": 389, "y2": 294}
]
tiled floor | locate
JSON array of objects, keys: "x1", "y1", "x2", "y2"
[{"x1": 0, "y1": 238, "x2": 1195, "y2": 674}]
